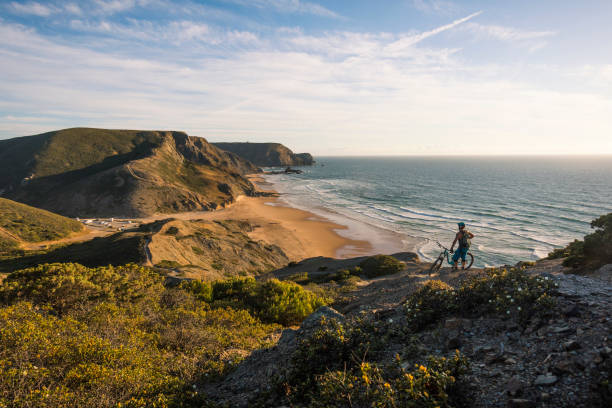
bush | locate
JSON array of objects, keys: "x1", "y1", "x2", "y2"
[
  {"x1": 403, "y1": 280, "x2": 456, "y2": 330},
  {"x1": 404, "y1": 268, "x2": 558, "y2": 328},
  {"x1": 271, "y1": 316, "x2": 467, "y2": 407},
  {"x1": 182, "y1": 277, "x2": 325, "y2": 326},
  {"x1": 359, "y1": 255, "x2": 404, "y2": 278},
  {"x1": 313, "y1": 352, "x2": 469, "y2": 408},
  {"x1": 0, "y1": 263, "x2": 278, "y2": 408},
  {"x1": 0, "y1": 263, "x2": 164, "y2": 315},
  {"x1": 165, "y1": 226, "x2": 180, "y2": 235},
  {"x1": 548, "y1": 212, "x2": 612, "y2": 269}
]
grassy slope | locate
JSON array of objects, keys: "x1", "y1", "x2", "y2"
[
  {"x1": 0, "y1": 198, "x2": 82, "y2": 252},
  {"x1": 0, "y1": 128, "x2": 258, "y2": 217},
  {"x1": 0, "y1": 128, "x2": 165, "y2": 186},
  {"x1": 0, "y1": 219, "x2": 288, "y2": 277}
]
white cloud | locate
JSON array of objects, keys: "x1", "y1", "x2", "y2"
[
  {"x1": 222, "y1": 0, "x2": 340, "y2": 18},
  {"x1": 463, "y1": 22, "x2": 556, "y2": 42},
  {"x1": 8, "y1": 1, "x2": 55, "y2": 17},
  {"x1": 93, "y1": 0, "x2": 137, "y2": 14},
  {"x1": 0, "y1": 19, "x2": 610, "y2": 155},
  {"x1": 69, "y1": 18, "x2": 259, "y2": 45},
  {"x1": 64, "y1": 3, "x2": 83, "y2": 15},
  {"x1": 412, "y1": 0, "x2": 458, "y2": 15}
]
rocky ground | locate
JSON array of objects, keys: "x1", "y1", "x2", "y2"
[{"x1": 208, "y1": 257, "x2": 612, "y2": 407}]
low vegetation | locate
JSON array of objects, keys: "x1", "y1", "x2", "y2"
[
  {"x1": 264, "y1": 314, "x2": 469, "y2": 408},
  {"x1": 182, "y1": 277, "x2": 325, "y2": 325},
  {"x1": 548, "y1": 212, "x2": 612, "y2": 270},
  {"x1": 359, "y1": 254, "x2": 404, "y2": 278},
  {"x1": 404, "y1": 267, "x2": 557, "y2": 329},
  {"x1": 0, "y1": 198, "x2": 82, "y2": 253},
  {"x1": 259, "y1": 267, "x2": 559, "y2": 407},
  {"x1": 0, "y1": 263, "x2": 323, "y2": 407}
]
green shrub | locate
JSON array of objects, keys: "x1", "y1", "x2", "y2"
[
  {"x1": 181, "y1": 277, "x2": 325, "y2": 326},
  {"x1": 0, "y1": 263, "x2": 164, "y2": 315},
  {"x1": 180, "y1": 280, "x2": 213, "y2": 302},
  {"x1": 403, "y1": 280, "x2": 457, "y2": 330},
  {"x1": 403, "y1": 268, "x2": 558, "y2": 328},
  {"x1": 155, "y1": 260, "x2": 182, "y2": 269},
  {"x1": 165, "y1": 226, "x2": 180, "y2": 235},
  {"x1": 0, "y1": 263, "x2": 278, "y2": 408},
  {"x1": 359, "y1": 255, "x2": 404, "y2": 278},
  {"x1": 191, "y1": 246, "x2": 205, "y2": 255},
  {"x1": 254, "y1": 279, "x2": 324, "y2": 325},
  {"x1": 548, "y1": 212, "x2": 612, "y2": 269}
]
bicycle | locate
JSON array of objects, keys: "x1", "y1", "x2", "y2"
[{"x1": 428, "y1": 241, "x2": 473, "y2": 275}]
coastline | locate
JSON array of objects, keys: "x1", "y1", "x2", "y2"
[{"x1": 142, "y1": 175, "x2": 375, "y2": 261}]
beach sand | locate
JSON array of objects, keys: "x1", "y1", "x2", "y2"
[{"x1": 142, "y1": 174, "x2": 375, "y2": 261}]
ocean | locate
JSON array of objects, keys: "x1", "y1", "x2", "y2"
[{"x1": 262, "y1": 156, "x2": 612, "y2": 267}]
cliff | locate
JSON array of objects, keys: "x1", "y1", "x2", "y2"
[{"x1": 212, "y1": 142, "x2": 314, "y2": 167}]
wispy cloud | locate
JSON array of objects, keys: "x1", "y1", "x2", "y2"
[
  {"x1": 463, "y1": 22, "x2": 556, "y2": 41},
  {"x1": 222, "y1": 0, "x2": 340, "y2": 18},
  {"x1": 412, "y1": 0, "x2": 458, "y2": 15},
  {"x1": 461, "y1": 22, "x2": 556, "y2": 52},
  {"x1": 385, "y1": 11, "x2": 482, "y2": 55},
  {"x1": 8, "y1": 1, "x2": 56, "y2": 17},
  {"x1": 2, "y1": 19, "x2": 610, "y2": 155}
]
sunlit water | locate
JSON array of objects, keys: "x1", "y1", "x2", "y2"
[{"x1": 263, "y1": 156, "x2": 612, "y2": 267}]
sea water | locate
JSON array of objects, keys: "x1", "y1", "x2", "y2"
[{"x1": 263, "y1": 156, "x2": 612, "y2": 267}]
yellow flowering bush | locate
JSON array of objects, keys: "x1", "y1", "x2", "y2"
[
  {"x1": 0, "y1": 263, "x2": 281, "y2": 408},
  {"x1": 311, "y1": 351, "x2": 469, "y2": 408}
]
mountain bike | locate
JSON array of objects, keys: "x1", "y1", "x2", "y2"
[{"x1": 428, "y1": 241, "x2": 474, "y2": 275}]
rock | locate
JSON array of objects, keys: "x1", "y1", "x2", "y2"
[
  {"x1": 505, "y1": 376, "x2": 525, "y2": 396},
  {"x1": 444, "y1": 318, "x2": 472, "y2": 330},
  {"x1": 508, "y1": 399, "x2": 535, "y2": 408},
  {"x1": 552, "y1": 325, "x2": 573, "y2": 334},
  {"x1": 534, "y1": 374, "x2": 558, "y2": 386},
  {"x1": 563, "y1": 340, "x2": 581, "y2": 351},
  {"x1": 447, "y1": 335, "x2": 462, "y2": 350},
  {"x1": 562, "y1": 304, "x2": 581, "y2": 317},
  {"x1": 552, "y1": 359, "x2": 574, "y2": 374}
]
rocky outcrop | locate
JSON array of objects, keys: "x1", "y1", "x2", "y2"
[
  {"x1": 0, "y1": 128, "x2": 260, "y2": 217},
  {"x1": 208, "y1": 258, "x2": 611, "y2": 408},
  {"x1": 212, "y1": 142, "x2": 314, "y2": 167}
]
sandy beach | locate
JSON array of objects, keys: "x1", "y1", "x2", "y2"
[{"x1": 150, "y1": 175, "x2": 374, "y2": 261}]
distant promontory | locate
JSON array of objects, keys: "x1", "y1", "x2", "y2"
[{"x1": 212, "y1": 142, "x2": 314, "y2": 167}]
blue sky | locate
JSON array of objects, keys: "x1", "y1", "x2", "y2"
[{"x1": 1, "y1": 0, "x2": 611, "y2": 155}]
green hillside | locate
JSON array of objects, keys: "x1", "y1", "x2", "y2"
[
  {"x1": 0, "y1": 198, "x2": 82, "y2": 252},
  {"x1": 0, "y1": 128, "x2": 260, "y2": 217}
]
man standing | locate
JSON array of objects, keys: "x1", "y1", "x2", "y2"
[{"x1": 450, "y1": 222, "x2": 474, "y2": 270}]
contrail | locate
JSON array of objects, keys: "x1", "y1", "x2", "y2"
[{"x1": 386, "y1": 11, "x2": 483, "y2": 52}]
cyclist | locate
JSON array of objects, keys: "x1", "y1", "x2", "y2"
[{"x1": 450, "y1": 222, "x2": 474, "y2": 270}]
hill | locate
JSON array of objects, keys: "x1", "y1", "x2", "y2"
[
  {"x1": 0, "y1": 218, "x2": 289, "y2": 279},
  {"x1": 212, "y1": 142, "x2": 314, "y2": 166},
  {"x1": 0, "y1": 198, "x2": 83, "y2": 252},
  {"x1": 0, "y1": 128, "x2": 261, "y2": 217}
]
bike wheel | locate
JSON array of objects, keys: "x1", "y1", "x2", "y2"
[
  {"x1": 429, "y1": 256, "x2": 443, "y2": 275},
  {"x1": 465, "y1": 252, "x2": 474, "y2": 270}
]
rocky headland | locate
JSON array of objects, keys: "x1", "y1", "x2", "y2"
[{"x1": 212, "y1": 142, "x2": 314, "y2": 166}]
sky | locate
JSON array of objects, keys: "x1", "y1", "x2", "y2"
[{"x1": 1, "y1": 0, "x2": 612, "y2": 155}]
